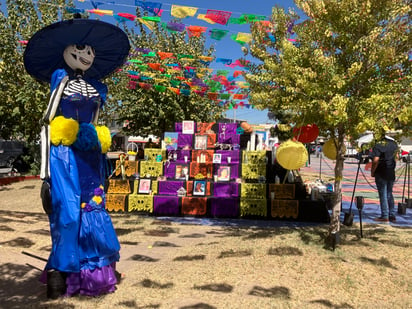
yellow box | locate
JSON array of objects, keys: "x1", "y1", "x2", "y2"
[
  {"x1": 144, "y1": 149, "x2": 166, "y2": 162},
  {"x1": 271, "y1": 199, "x2": 298, "y2": 219},
  {"x1": 242, "y1": 150, "x2": 267, "y2": 164},
  {"x1": 132, "y1": 179, "x2": 158, "y2": 194},
  {"x1": 241, "y1": 163, "x2": 266, "y2": 180},
  {"x1": 240, "y1": 198, "x2": 267, "y2": 217},
  {"x1": 128, "y1": 194, "x2": 154, "y2": 213},
  {"x1": 269, "y1": 184, "x2": 295, "y2": 200},
  {"x1": 115, "y1": 160, "x2": 138, "y2": 177},
  {"x1": 106, "y1": 179, "x2": 131, "y2": 194},
  {"x1": 241, "y1": 183, "x2": 266, "y2": 199},
  {"x1": 139, "y1": 161, "x2": 164, "y2": 178},
  {"x1": 105, "y1": 194, "x2": 127, "y2": 212}
]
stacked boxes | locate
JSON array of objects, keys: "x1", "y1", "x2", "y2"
[{"x1": 269, "y1": 184, "x2": 298, "y2": 218}]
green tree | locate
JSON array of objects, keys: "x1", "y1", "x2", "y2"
[
  {"x1": 245, "y1": 0, "x2": 411, "y2": 240},
  {"x1": 0, "y1": 0, "x2": 74, "y2": 173},
  {"x1": 103, "y1": 11, "x2": 224, "y2": 138}
]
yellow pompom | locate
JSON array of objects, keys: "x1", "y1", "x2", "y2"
[
  {"x1": 92, "y1": 195, "x2": 103, "y2": 204},
  {"x1": 95, "y1": 125, "x2": 112, "y2": 153},
  {"x1": 276, "y1": 140, "x2": 308, "y2": 170},
  {"x1": 50, "y1": 116, "x2": 79, "y2": 146}
]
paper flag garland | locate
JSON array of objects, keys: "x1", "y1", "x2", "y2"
[
  {"x1": 205, "y1": 9, "x2": 232, "y2": 25},
  {"x1": 209, "y1": 29, "x2": 229, "y2": 40},
  {"x1": 135, "y1": 1, "x2": 162, "y2": 16},
  {"x1": 171, "y1": 5, "x2": 198, "y2": 18}
]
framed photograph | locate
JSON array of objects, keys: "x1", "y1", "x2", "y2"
[
  {"x1": 193, "y1": 180, "x2": 206, "y2": 196},
  {"x1": 217, "y1": 166, "x2": 231, "y2": 182},
  {"x1": 138, "y1": 179, "x2": 151, "y2": 194},
  {"x1": 182, "y1": 120, "x2": 195, "y2": 134},
  {"x1": 194, "y1": 135, "x2": 208, "y2": 150},
  {"x1": 213, "y1": 153, "x2": 222, "y2": 164},
  {"x1": 175, "y1": 164, "x2": 189, "y2": 180}
]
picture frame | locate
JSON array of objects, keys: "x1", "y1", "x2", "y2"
[
  {"x1": 138, "y1": 179, "x2": 152, "y2": 194},
  {"x1": 194, "y1": 135, "x2": 208, "y2": 150},
  {"x1": 193, "y1": 180, "x2": 206, "y2": 196},
  {"x1": 182, "y1": 120, "x2": 195, "y2": 134},
  {"x1": 175, "y1": 164, "x2": 189, "y2": 180},
  {"x1": 217, "y1": 166, "x2": 231, "y2": 182},
  {"x1": 213, "y1": 153, "x2": 222, "y2": 164}
]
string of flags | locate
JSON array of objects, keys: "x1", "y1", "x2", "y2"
[{"x1": 66, "y1": 0, "x2": 292, "y2": 45}]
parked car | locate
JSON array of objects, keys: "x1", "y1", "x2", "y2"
[
  {"x1": 0, "y1": 139, "x2": 25, "y2": 167},
  {"x1": 399, "y1": 137, "x2": 412, "y2": 163}
]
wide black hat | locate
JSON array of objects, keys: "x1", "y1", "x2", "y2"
[{"x1": 24, "y1": 18, "x2": 130, "y2": 82}]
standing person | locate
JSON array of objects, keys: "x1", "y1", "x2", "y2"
[
  {"x1": 24, "y1": 16, "x2": 130, "y2": 298},
  {"x1": 370, "y1": 134, "x2": 399, "y2": 223}
]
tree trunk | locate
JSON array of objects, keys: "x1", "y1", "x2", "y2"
[
  {"x1": 329, "y1": 132, "x2": 345, "y2": 235},
  {"x1": 330, "y1": 154, "x2": 344, "y2": 234}
]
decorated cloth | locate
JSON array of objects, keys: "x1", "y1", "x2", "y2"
[
  {"x1": 210, "y1": 197, "x2": 239, "y2": 217},
  {"x1": 153, "y1": 196, "x2": 180, "y2": 215},
  {"x1": 218, "y1": 133, "x2": 240, "y2": 145},
  {"x1": 271, "y1": 199, "x2": 299, "y2": 218},
  {"x1": 158, "y1": 180, "x2": 185, "y2": 195},
  {"x1": 213, "y1": 164, "x2": 239, "y2": 180},
  {"x1": 215, "y1": 150, "x2": 240, "y2": 164},
  {"x1": 182, "y1": 197, "x2": 207, "y2": 215},
  {"x1": 213, "y1": 182, "x2": 239, "y2": 197},
  {"x1": 218, "y1": 123, "x2": 238, "y2": 135},
  {"x1": 177, "y1": 133, "x2": 193, "y2": 149}
]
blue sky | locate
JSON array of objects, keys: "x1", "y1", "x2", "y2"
[{"x1": 69, "y1": 1, "x2": 301, "y2": 124}]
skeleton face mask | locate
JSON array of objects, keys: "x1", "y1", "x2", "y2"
[{"x1": 63, "y1": 44, "x2": 95, "y2": 73}]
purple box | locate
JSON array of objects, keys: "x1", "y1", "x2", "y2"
[
  {"x1": 213, "y1": 182, "x2": 239, "y2": 197},
  {"x1": 177, "y1": 133, "x2": 193, "y2": 149},
  {"x1": 153, "y1": 196, "x2": 180, "y2": 215},
  {"x1": 158, "y1": 180, "x2": 186, "y2": 195},
  {"x1": 216, "y1": 150, "x2": 240, "y2": 164},
  {"x1": 175, "y1": 122, "x2": 182, "y2": 132},
  {"x1": 214, "y1": 164, "x2": 239, "y2": 180},
  {"x1": 217, "y1": 133, "x2": 240, "y2": 145},
  {"x1": 175, "y1": 122, "x2": 197, "y2": 133},
  {"x1": 210, "y1": 197, "x2": 239, "y2": 217},
  {"x1": 219, "y1": 123, "x2": 237, "y2": 135},
  {"x1": 163, "y1": 162, "x2": 177, "y2": 179},
  {"x1": 166, "y1": 149, "x2": 191, "y2": 163}
]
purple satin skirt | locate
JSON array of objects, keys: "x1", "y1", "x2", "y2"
[{"x1": 41, "y1": 262, "x2": 118, "y2": 297}]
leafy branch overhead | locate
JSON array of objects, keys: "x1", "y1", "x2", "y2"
[
  {"x1": 245, "y1": 0, "x2": 411, "y2": 235},
  {"x1": 246, "y1": 0, "x2": 411, "y2": 141}
]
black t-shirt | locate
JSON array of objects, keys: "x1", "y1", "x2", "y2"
[{"x1": 371, "y1": 137, "x2": 398, "y2": 180}]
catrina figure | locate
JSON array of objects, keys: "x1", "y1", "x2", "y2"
[{"x1": 23, "y1": 16, "x2": 130, "y2": 298}]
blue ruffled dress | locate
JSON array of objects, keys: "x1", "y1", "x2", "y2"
[{"x1": 44, "y1": 69, "x2": 120, "y2": 296}]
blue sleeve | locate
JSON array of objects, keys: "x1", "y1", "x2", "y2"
[{"x1": 50, "y1": 69, "x2": 68, "y2": 92}]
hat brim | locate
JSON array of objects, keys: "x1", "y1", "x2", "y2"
[{"x1": 24, "y1": 19, "x2": 130, "y2": 82}]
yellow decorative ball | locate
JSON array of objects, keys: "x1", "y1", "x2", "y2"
[
  {"x1": 95, "y1": 125, "x2": 112, "y2": 153},
  {"x1": 322, "y1": 139, "x2": 346, "y2": 160},
  {"x1": 50, "y1": 116, "x2": 79, "y2": 146},
  {"x1": 276, "y1": 140, "x2": 308, "y2": 170}
]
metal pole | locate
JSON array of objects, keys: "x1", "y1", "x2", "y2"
[
  {"x1": 319, "y1": 153, "x2": 322, "y2": 180},
  {"x1": 408, "y1": 154, "x2": 410, "y2": 202},
  {"x1": 349, "y1": 159, "x2": 362, "y2": 213}
]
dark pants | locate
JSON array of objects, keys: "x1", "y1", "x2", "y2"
[{"x1": 375, "y1": 174, "x2": 395, "y2": 218}]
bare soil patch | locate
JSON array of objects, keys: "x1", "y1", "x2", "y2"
[{"x1": 0, "y1": 179, "x2": 411, "y2": 308}]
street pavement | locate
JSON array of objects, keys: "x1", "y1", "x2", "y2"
[{"x1": 302, "y1": 154, "x2": 412, "y2": 227}]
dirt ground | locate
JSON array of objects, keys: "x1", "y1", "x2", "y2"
[{"x1": 0, "y1": 179, "x2": 411, "y2": 309}]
